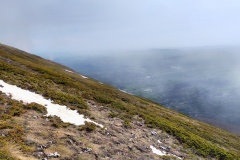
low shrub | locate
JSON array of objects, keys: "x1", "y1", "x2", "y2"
[{"x1": 79, "y1": 122, "x2": 97, "y2": 132}]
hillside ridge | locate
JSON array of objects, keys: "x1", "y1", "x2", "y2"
[{"x1": 0, "y1": 44, "x2": 240, "y2": 159}]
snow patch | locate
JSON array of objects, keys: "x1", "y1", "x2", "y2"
[
  {"x1": 150, "y1": 145, "x2": 182, "y2": 159},
  {"x1": 78, "y1": 74, "x2": 88, "y2": 79},
  {"x1": 150, "y1": 145, "x2": 166, "y2": 156},
  {"x1": 0, "y1": 80, "x2": 103, "y2": 128},
  {"x1": 119, "y1": 89, "x2": 127, "y2": 93},
  {"x1": 65, "y1": 69, "x2": 74, "y2": 73},
  {"x1": 65, "y1": 69, "x2": 88, "y2": 79},
  {"x1": 119, "y1": 89, "x2": 132, "y2": 95},
  {"x1": 81, "y1": 75, "x2": 88, "y2": 79}
]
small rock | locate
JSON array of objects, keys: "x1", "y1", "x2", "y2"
[
  {"x1": 47, "y1": 153, "x2": 54, "y2": 157},
  {"x1": 151, "y1": 131, "x2": 157, "y2": 136},
  {"x1": 128, "y1": 146, "x2": 133, "y2": 150},
  {"x1": 160, "y1": 146, "x2": 167, "y2": 150},
  {"x1": 82, "y1": 147, "x2": 92, "y2": 153},
  {"x1": 166, "y1": 146, "x2": 171, "y2": 152},
  {"x1": 33, "y1": 115, "x2": 38, "y2": 119},
  {"x1": 36, "y1": 147, "x2": 43, "y2": 152},
  {"x1": 47, "y1": 152, "x2": 60, "y2": 158},
  {"x1": 54, "y1": 152, "x2": 60, "y2": 158},
  {"x1": 131, "y1": 133, "x2": 136, "y2": 138},
  {"x1": 136, "y1": 121, "x2": 143, "y2": 126},
  {"x1": 33, "y1": 152, "x2": 44, "y2": 158},
  {"x1": 135, "y1": 145, "x2": 149, "y2": 153}
]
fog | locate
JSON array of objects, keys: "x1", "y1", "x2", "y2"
[
  {"x1": 1, "y1": 1, "x2": 240, "y2": 134},
  {"x1": 54, "y1": 47, "x2": 240, "y2": 134},
  {"x1": 1, "y1": 1, "x2": 240, "y2": 54}
]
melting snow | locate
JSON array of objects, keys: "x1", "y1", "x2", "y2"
[
  {"x1": 80, "y1": 75, "x2": 88, "y2": 79},
  {"x1": 150, "y1": 145, "x2": 182, "y2": 159},
  {"x1": 65, "y1": 69, "x2": 74, "y2": 73},
  {"x1": 65, "y1": 69, "x2": 88, "y2": 79},
  {"x1": 0, "y1": 80, "x2": 103, "y2": 128},
  {"x1": 77, "y1": 73, "x2": 88, "y2": 79},
  {"x1": 150, "y1": 145, "x2": 166, "y2": 156},
  {"x1": 119, "y1": 89, "x2": 133, "y2": 95},
  {"x1": 119, "y1": 89, "x2": 127, "y2": 93}
]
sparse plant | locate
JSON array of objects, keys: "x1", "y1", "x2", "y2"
[
  {"x1": 79, "y1": 122, "x2": 97, "y2": 132},
  {"x1": 49, "y1": 116, "x2": 71, "y2": 128},
  {"x1": 24, "y1": 102, "x2": 47, "y2": 114}
]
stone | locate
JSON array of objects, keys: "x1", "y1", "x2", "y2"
[
  {"x1": 128, "y1": 145, "x2": 133, "y2": 150},
  {"x1": 47, "y1": 152, "x2": 60, "y2": 158},
  {"x1": 151, "y1": 131, "x2": 157, "y2": 136},
  {"x1": 166, "y1": 146, "x2": 171, "y2": 152},
  {"x1": 135, "y1": 144, "x2": 149, "y2": 153},
  {"x1": 82, "y1": 147, "x2": 92, "y2": 153},
  {"x1": 33, "y1": 152, "x2": 44, "y2": 158}
]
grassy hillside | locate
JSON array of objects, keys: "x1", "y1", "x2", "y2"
[{"x1": 0, "y1": 43, "x2": 240, "y2": 159}]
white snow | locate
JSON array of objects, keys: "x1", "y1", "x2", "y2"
[
  {"x1": 150, "y1": 145, "x2": 182, "y2": 159},
  {"x1": 77, "y1": 73, "x2": 88, "y2": 79},
  {"x1": 150, "y1": 145, "x2": 166, "y2": 156},
  {"x1": 65, "y1": 69, "x2": 74, "y2": 73},
  {"x1": 119, "y1": 89, "x2": 128, "y2": 93},
  {"x1": 0, "y1": 80, "x2": 103, "y2": 128},
  {"x1": 65, "y1": 69, "x2": 88, "y2": 79},
  {"x1": 119, "y1": 89, "x2": 133, "y2": 95},
  {"x1": 80, "y1": 75, "x2": 88, "y2": 79},
  {"x1": 157, "y1": 140, "x2": 162, "y2": 144}
]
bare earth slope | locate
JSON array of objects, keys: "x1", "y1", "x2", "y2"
[{"x1": 0, "y1": 44, "x2": 240, "y2": 159}]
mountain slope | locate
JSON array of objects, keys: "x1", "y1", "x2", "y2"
[{"x1": 0, "y1": 44, "x2": 240, "y2": 159}]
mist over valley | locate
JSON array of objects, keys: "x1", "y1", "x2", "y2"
[{"x1": 54, "y1": 47, "x2": 240, "y2": 134}]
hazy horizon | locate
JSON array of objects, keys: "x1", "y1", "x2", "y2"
[{"x1": 1, "y1": 1, "x2": 240, "y2": 56}]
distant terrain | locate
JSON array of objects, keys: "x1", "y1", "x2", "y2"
[{"x1": 54, "y1": 47, "x2": 240, "y2": 134}]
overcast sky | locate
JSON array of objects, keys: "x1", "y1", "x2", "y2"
[{"x1": 1, "y1": 0, "x2": 240, "y2": 55}]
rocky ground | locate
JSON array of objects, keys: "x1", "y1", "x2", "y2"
[{"x1": 3, "y1": 98, "x2": 203, "y2": 160}]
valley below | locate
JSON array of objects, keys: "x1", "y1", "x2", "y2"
[{"x1": 53, "y1": 47, "x2": 240, "y2": 135}]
